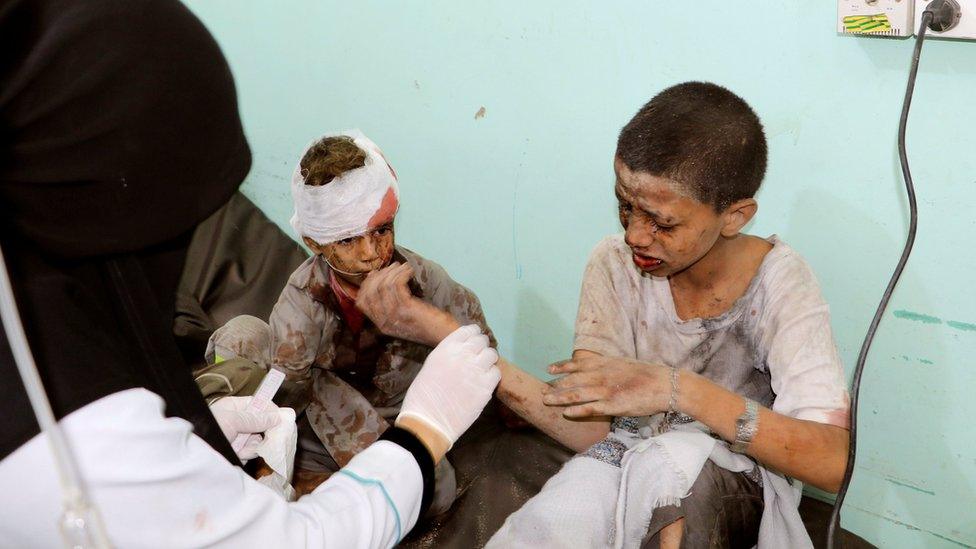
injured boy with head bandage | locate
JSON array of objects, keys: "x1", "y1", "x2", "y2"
[{"x1": 204, "y1": 130, "x2": 494, "y2": 513}]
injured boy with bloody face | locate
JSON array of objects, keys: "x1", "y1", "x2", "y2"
[
  {"x1": 203, "y1": 130, "x2": 494, "y2": 514},
  {"x1": 480, "y1": 82, "x2": 852, "y2": 548}
]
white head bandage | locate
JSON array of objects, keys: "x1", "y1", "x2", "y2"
[{"x1": 290, "y1": 129, "x2": 399, "y2": 245}]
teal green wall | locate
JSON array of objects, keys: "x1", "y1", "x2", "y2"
[{"x1": 184, "y1": 2, "x2": 976, "y2": 546}]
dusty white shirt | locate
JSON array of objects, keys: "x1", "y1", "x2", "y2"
[
  {"x1": 574, "y1": 234, "x2": 850, "y2": 429},
  {"x1": 0, "y1": 388, "x2": 422, "y2": 548}
]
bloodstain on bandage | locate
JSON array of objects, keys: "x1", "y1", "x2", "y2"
[{"x1": 368, "y1": 187, "x2": 399, "y2": 228}]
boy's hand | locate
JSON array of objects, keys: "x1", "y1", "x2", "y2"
[
  {"x1": 541, "y1": 356, "x2": 670, "y2": 418},
  {"x1": 356, "y1": 262, "x2": 460, "y2": 347}
]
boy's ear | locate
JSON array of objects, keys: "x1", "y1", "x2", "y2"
[
  {"x1": 302, "y1": 236, "x2": 326, "y2": 255},
  {"x1": 720, "y1": 198, "x2": 758, "y2": 237}
]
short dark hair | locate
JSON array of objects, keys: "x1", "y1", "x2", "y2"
[{"x1": 616, "y1": 82, "x2": 767, "y2": 211}]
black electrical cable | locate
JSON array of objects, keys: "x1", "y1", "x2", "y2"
[{"x1": 826, "y1": 11, "x2": 932, "y2": 548}]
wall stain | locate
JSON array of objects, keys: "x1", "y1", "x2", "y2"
[
  {"x1": 885, "y1": 477, "x2": 935, "y2": 496},
  {"x1": 893, "y1": 310, "x2": 942, "y2": 324},
  {"x1": 893, "y1": 310, "x2": 976, "y2": 333},
  {"x1": 947, "y1": 320, "x2": 976, "y2": 332},
  {"x1": 849, "y1": 505, "x2": 974, "y2": 548},
  {"x1": 899, "y1": 355, "x2": 935, "y2": 365}
]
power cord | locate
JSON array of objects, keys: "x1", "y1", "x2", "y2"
[{"x1": 827, "y1": 2, "x2": 959, "y2": 545}]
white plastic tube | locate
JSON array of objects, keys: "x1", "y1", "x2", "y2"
[{"x1": 0, "y1": 245, "x2": 111, "y2": 549}]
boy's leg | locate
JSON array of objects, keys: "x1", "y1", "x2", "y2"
[
  {"x1": 640, "y1": 461, "x2": 763, "y2": 549},
  {"x1": 204, "y1": 314, "x2": 272, "y2": 366},
  {"x1": 195, "y1": 315, "x2": 273, "y2": 403},
  {"x1": 487, "y1": 455, "x2": 621, "y2": 548},
  {"x1": 293, "y1": 413, "x2": 341, "y2": 496}
]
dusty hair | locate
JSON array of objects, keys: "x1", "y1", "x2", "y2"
[
  {"x1": 299, "y1": 136, "x2": 367, "y2": 186},
  {"x1": 616, "y1": 82, "x2": 767, "y2": 211}
]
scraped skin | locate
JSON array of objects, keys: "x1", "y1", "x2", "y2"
[
  {"x1": 613, "y1": 157, "x2": 769, "y2": 320},
  {"x1": 303, "y1": 216, "x2": 395, "y2": 296},
  {"x1": 536, "y1": 160, "x2": 850, "y2": 548},
  {"x1": 541, "y1": 161, "x2": 851, "y2": 495}
]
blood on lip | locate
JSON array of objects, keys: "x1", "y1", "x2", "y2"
[{"x1": 632, "y1": 252, "x2": 662, "y2": 269}]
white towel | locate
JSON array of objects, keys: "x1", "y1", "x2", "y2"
[
  {"x1": 614, "y1": 422, "x2": 811, "y2": 549},
  {"x1": 489, "y1": 421, "x2": 813, "y2": 548},
  {"x1": 612, "y1": 426, "x2": 723, "y2": 548},
  {"x1": 254, "y1": 407, "x2": 298, "y2": 501}
]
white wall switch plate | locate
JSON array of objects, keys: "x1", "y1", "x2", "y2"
[{"x1": 915, "y1": 0, "x2": 976, "y2": 39}]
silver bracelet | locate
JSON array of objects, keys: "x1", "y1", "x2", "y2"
[
  {"x1": 667, "y1": 366, "x2": 679, "y2": 414},
  {"x1": 731, "y1": 398, "x2": 760, "y2": 454}
]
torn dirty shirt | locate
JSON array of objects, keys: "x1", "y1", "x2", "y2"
[
  {"x1": 574, "y1": 234, "x2": 850, "y2": 436},
  {"x1": 264, "y1": 246, "x2": 494, "y2": 468},
  {"x1": 571, "y1": 233, "x2": 850, "y2": 546}
]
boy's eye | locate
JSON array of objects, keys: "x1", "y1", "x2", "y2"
[
  {"x1": 337, "y1": 237, "x2": 356, "y2": 246},
  {"x1": 374, "y1": 227, "x2": 391, "y2": 236}
]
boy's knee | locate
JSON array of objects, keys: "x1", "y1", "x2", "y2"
[
  {"x1": 643, "y1": 462, "x2": 763, "y2": 548},
  {"x1": 206, "y1": 314, "x2": 272, "y2": 365},
  {"x1": 196, "y1": 315, "x2": 272, "y2": 402}
]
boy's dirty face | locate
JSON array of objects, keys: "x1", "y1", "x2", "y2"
[
  {"x1": 308, "y1": 218, "x2": 396, "y2": 287},
  {"x1": 614, "y1": 157, "x2": 725, "y2": 277}
]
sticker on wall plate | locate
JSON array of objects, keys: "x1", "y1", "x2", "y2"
[
  {"x1": 837, "y1": 0, "x2": 913, "y2": 38},
  {"x1": 843, "y1": 13, "x2": 893, "y2": 33}
]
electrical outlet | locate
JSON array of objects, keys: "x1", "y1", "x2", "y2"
[
  {"x1": 915, "y1": 0, "x2": 976, "y2": 38},
  {"x1": 838, "y1": 0, "x2": 915, "y2": 37}
]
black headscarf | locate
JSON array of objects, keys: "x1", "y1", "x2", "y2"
[{"x1": 0, "y1": 0, "x2": 250, "y2": 462}]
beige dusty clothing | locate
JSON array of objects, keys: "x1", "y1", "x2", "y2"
[
  {"x1": 209, "y1": 247, "x2": 494, "y2": 466},
  {"x1": 575, "y1": 234, "x2": 850, "y2": 437},
  {"x1": 204, "y1": 314, "x2": 459, "y2": 515},
  {"x1": 490, "y1": 234, "x2": 850, "y2": 547}
]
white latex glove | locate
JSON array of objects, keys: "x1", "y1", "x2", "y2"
[
  {"x1": 210, "y1": 396, "x2": 282, "y2": 460},
  {"x1": 396, "y1": 324, "x2": 501, "y2": 448}
]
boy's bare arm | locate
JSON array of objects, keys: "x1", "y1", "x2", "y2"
[
  {"x1": 496, "y1": 351, "x2": 609, "y2": 453},
  {"x1": 356, "y1": 264, "x2": 611, "y2": 451},
  {"x1": 543, "y1": 356, "x2": 849, "y2": 493},
  {"x1": 679, "y1": 371, "x2": 849, "y2": 493}
]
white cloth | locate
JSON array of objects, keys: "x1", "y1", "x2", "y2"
[
  {"x1": 489, "y1": 424, "x2": 808, "y2": 549},
  {"x1": 0, "y1": 388, "x2": 423, "y2": 548},
  {"x1": 612, "y1": 426, "x2": 723, "y2": 548},
  {"x1": 486, "y1": 454, "x2": 621, "y2": 548},
  {"x1": 613, "y1": 424, "x2": 810, "y2": 549},
  {"x1": 255, "y1": 407, "x2": 299, "y2": 501},
  {"x1": 290, "y1": 129, "x2": 399, "y2": 245}
]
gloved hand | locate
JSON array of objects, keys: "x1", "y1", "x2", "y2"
[
  {"x1": 210, "y1": 396, "x2": 282, "y2": 461},
  {"x1": 396, "y1": 324, "x2": 501, "y2": 449}
]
